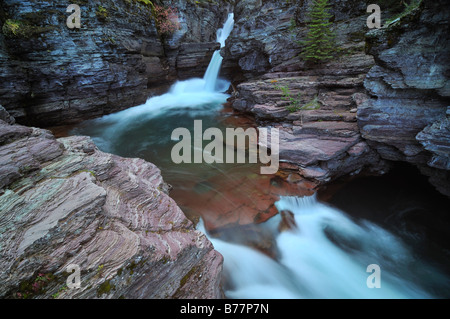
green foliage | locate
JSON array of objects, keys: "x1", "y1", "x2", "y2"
[
  {"x1": 135, "y1": 0, "x2": 154, "y2": 6},
  {"x1": 96, "y1": 5, "x2": 109, "y2": 20},
  {"x1": 273, "y1": 81, "x2": 302, "y2": 113},
  {"x1": 302, "y1": 96, "x2": 321, "y2": 110},
  {"x1": 385, "y1": 0, "x2": 422, "y2": 25},
  {"x1": 271, "y1": 80, "x2": 321, "y2": 114},
  {"x1": 299, "y1": 0, "x2": 336, "y2": 63},
  {"x1": 2, "y1": 19, "x2": 20, "y2": 37},
  {"x1": 51, "y1": 285, "x2": 69, "y2": 299},
  {"x1": 2, "y1": 19, "x2": 55, "y2": 38},
  {"x1": 15, "y1": 272, "x2": 56, "y2": 299}
]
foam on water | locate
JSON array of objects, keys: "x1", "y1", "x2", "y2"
[{"x1": 200, "y1": 194, "x2": 445, "y2": 299}]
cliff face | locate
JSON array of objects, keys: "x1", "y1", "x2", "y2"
[
  {"x1": 223, "y1": 0, "x2": 390, "y2": 186},
  {"x1": 0, "y1": 106, "x2": 223, "y2": 298},
  {"x1": 0, "y1": 0, "x2": 228, "y2": 127},
  {"x1": 224, "y1": 0, "x2": 449, "y2": 195},
  {"x1": 358, "y1": 0, "x2": 450, "y2": 196}
]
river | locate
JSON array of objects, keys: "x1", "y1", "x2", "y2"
[{"x1": 66, "y1": 13, "x2": 450, "y2": 299}]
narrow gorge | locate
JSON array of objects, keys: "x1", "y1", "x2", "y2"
[{"x1": 0, "y1": 0, "x2": 449, "y2": 300}]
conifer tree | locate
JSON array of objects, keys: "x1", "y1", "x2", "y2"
[{"x1": 300, "y1": 0, "x2": 336, "y2": 62}]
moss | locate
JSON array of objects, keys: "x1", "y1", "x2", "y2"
[
  {"x1": 97, "y1": 280, "x2": 115, "y2": 297},
  {"x1": 13, "y1": 272, "x2": 58, "y2": 299},
  {"x1": 96, "y1": 5, "x2": 109, "y2": 21},
  {"x1": 2, "y1": 19, "x2": 55, "y2": 39},
  {"x1": 179, "y1": 266, "x2": 199, "y2": 288}
]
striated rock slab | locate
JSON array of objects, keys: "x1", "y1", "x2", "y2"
[
  {"x1": 260, "y1": 123, "x2": 388, "y2": 185},
  {"x1": 0, "y1": 119, "x2": 223, "y2": 299}
]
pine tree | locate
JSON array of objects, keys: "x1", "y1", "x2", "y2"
[{"x1": 300, "y1": 0, "x2": 336, "y2": 63}]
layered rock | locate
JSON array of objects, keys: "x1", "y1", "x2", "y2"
[
  {"x1": 0, "y1": 0, "x2": 228, "y2": 127},
  {"x1": 0, "y1": 112, "x2": 223, "y2": 299},
  {"x1": 224, "y1": 0, "x2": 389, "y2": 186},
  {"x1": 359, "y1": 0, "x2": 450, "y2": 196}
]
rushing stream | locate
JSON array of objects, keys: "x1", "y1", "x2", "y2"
[{"x1": 69, "y1": 13, "x2": 450, "y2": 298}]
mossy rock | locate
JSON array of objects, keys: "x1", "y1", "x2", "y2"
[{"x1": 2, "y1": 19, "x2": 55, "y2": 39}]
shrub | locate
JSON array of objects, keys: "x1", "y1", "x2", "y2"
[
  {"x1": 299, "y1": 0, "x2": 336, "y2": 63},
  {"x1": 153, "y1": 5, "x2": 181, "y2": 35}
]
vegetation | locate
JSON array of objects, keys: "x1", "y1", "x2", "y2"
[
  {"x1": 385, "y1": 0, "x2": 422, "y2": 25},
  {"x1": 153, "y1": 5, "x2": 181, "y2": 35},
  {"x1": 15, "y1": 273, "x2": 56, "y2": 299},
  {"x1": 273, "y1": 82, "x2": 303, "y2": 113},
  {"x1": 2, "y1": 19, "x2": 55, "y2": 38},
  {"x1": 299, "y1": 0, "x2": 336, "y2": 63},
  {"x1": 271, "y1": 80, "x2": 321, "y2": 113},
  {"x1": 96, "y1": 5, "x2": 109, "y2": 21}
]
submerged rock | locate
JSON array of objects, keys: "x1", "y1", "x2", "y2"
[{"x1": 0, "y1": 117, "x2": 223, "y2": 299}]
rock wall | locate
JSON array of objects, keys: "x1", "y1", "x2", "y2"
[
  {"x1": 224, "y1": 0, "x2": 449, "y2": 195},
  {"x1": 0, "y1": 0, "x2": 229, "y2": 127},
  {"x1": 0, "y1": 106, "x2": 223, "y2": 299},
  {"x1": 223, "y1": 0, "x2": 390, "y2": 186},
  {"x1": 358, "y1": 0, "x2": 450, "y2": 196}
]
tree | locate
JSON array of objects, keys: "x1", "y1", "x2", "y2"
[{"x1": 300, "y1": 0, "x2": 336, "y2": 63}]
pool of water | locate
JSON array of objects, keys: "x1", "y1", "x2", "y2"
[{"x1": 68, "y1": 96, "x2": 450, "y2": 299}]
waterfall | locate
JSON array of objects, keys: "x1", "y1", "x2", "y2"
[
  {"x1": 80, "y1": 12, "x2": 235, "y2": 146},
  {"x1": 200, "y1": 194, "x2": 446, "y2": 299},
  {"x1": 203, "y1": 13, "x2": 234, "y2": 92}
]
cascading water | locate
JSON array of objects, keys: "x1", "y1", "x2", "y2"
[
  {"x1": 199, "y1": 194, "x2": 449, "y2": 299},
  {"x1": 203, "y1": 13, "x2": 234, "y2": 92},
  {"x1": 74, "y1": 13, "x2": 235, "y2": 154},
  {"x1": 71, "y1": 12, "x2": 450, "y2": 299}
]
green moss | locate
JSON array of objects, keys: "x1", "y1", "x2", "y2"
[
  {"x1": 2, "y1": 19, "x2": 55, "y2": 38},
  {"x1": 96, "y1": 5, "x2": 109, "y2": 21},
  {"x1": 179, "y1": 266, "x2": 198, "y2": 288},
  {"x1": 97, "y1": 280, "x2": 115, "y2": 297},
  {"x1": 14, "y1": 272, "x2": 57, "y2": 299},
  {"x1": 302, "y1": 96, "x2": 321, "y2": 110}
]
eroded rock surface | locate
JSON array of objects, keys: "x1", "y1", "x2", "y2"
[
  {"x1": 224, "y1": 0, "x2": 389, "y2": 186},
  {"x1": 359, "y1": 0, "x2": 450, "y2": 196},
  {"x1": 0, "y1": 117, "x2": 223, "y2": 299},
  {"x1": 0, "y1": 0, "x2": 228, "y2": 126}
]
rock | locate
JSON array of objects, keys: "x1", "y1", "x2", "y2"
[
  {"x1": 175, "y1": 42, "x2": 221, "y2": 79},
  {"x1": 264, "y1": 126, "x2": 387, "y2": 184},
  {"x1": 0, "y1": 120, "x2": 223, "y2": 299},
  {"x1": 360, "y1": 0, "x2": 450, "y2": 196},
  {"x1": 416, "y1": 117, "x2": 450, "y2": 171},
  {"x1": 0, "y1": 105, "x2": 15, "y2": 125},
  {"x1": 278, "y1": 210, "x2": 297, "y2": 232},
  {"x1": 0, "y1": 0, "x2": 228, "y2": 127}
]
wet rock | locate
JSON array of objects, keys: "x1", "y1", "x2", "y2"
[{"x1": 278, "y1": 210, "x2": 297, "y2": 232}]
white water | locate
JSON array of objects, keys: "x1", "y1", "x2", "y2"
[
  {"x1": 77, "y1": 13, "x2": 235, "y2": 152},
  {"x1": 199, "y1": 195, "x2": 445, "y2": 299},
  {"x1": 204, "y1": 13, "x2": 234, "y2": 92},
  {"x1": 90, "y1": 13, "x2": 234, "y2": 124}
]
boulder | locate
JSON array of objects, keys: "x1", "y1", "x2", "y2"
[{"x1": 0, "y1": 120, "x2": 223, "y2": 299}]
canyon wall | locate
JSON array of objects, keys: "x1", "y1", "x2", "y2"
[
  {"x1": 225, "y1": 0, "x2": 449, "y2": 196},
  {"x1": 359, "y1": 0, "x2": 450, "y2": 196},
  {"x1": 0, "y1": 0, "x2": 229, "y2": 126}
]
